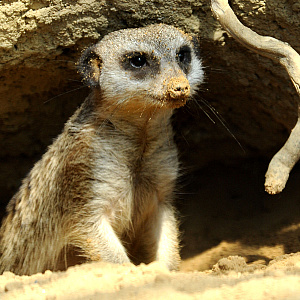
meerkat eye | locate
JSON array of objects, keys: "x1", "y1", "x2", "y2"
[
  {"x1": 177, "y1": 46, "x2": 192, "y2": 65},
  {"x1": 129, "y1": 53, "x2": 147, "y2": 68}
]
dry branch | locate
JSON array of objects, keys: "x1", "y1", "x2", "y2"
[{"x1": 211, "y1": 0, "x2": 300, "y2": 194}]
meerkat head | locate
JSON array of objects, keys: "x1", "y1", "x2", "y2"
[{"x1": 78, "y1": 24, "x2": 204, "y2": 110}]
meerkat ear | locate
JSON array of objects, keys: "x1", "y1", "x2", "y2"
[
  {"x1": 77, "y1": 46, "x2": 102, "y2": 88},
  {"x1": 191, "y1": 35, "x2": 201, "y2": 59}
]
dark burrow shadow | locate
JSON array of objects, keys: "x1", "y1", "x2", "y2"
[{"x1": 177, "y1": 158, "x2": 300, "y2": 270}]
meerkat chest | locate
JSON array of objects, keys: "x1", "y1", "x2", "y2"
[
  {"x1": 127, "y1": 136, "x2": 179, "y2": 226},
  {"x1": 132, "y1": 140, "x2": 178, "y2": 193},
  {"x1": 91, "y1": 125, "x2": 178, "y2": 224}
]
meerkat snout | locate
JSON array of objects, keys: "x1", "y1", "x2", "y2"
[{"x1": 165, "y1": 75, "x2": 191, "y2": 107}]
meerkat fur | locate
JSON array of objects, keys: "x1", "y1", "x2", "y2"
[{"x1": 0, "y1": 24, "x2": 204, "y2": 275}]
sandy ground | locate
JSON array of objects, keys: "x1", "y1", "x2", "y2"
[
  {"x1": 1, "y1": 254, "x2": 300, "y2": 299},
  {"x1": 1, "y1": 159, "x2": 300, "y2": 299}
]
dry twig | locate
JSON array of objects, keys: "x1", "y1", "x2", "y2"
[{"x1": 211, "y1": 0, "x2": 300, "y2": 194}]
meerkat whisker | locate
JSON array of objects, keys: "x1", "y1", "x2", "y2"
[
  {"x1": 44, "y1": 85, "x2": 87, "y2": 104},
  {"x1": 199, "y1": 97, "x2": 245, "y2": 152},
  {"x1": 191, "y1": 96, "x2": 216, "y2": 124}
]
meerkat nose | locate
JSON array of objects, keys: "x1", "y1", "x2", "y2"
[
  {"x1": 174, "y1": 84, "x2": 189, "y2": 94},
  {"x1": 166, "y1": 75, "x2": 191, "y2": 99}
]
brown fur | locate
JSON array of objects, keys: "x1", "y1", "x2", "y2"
[{"x1": 0, "y1": 24, "x2": 204, "y2": 275}]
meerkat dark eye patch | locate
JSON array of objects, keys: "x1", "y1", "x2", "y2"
[
  {"x1": 129, "y1": 53, "x2": 147, "y2": 68},
  {"x1": 176, "y1": 45, "x2": 192, "y2": 73},
  {"x1": 121, "y1": 52, "x2": 159, "y2": 80},
  {"x1": 122, "y1": 52, "x2": 148, "y2": 69}
]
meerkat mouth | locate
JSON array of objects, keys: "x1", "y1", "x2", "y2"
[{"x1": 160, "y1": 95, "x2": 189, "y2": 109}]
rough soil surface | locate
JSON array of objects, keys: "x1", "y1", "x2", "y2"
[
  {"x1": 1, "y1": 253, "x2": 300, "y2": 299},
  {"x1": 1, "y1": 0, "x2": 300, "y2": 298}
]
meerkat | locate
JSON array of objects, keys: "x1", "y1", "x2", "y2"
[{"x1": 0, "y1": 24, "x2": 204, "y2": 275}]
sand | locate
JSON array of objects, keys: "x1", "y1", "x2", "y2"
[{"x1": 1, "y1": 253, "x2": 300, "y2": 300}]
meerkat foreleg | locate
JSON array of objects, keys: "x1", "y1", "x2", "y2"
[
  {"x1": 154, "y1": 203, "x2": 180, "y2": 271},
  {"x1": 76, "y1": 216, "x2": 131, "y2": 264}
]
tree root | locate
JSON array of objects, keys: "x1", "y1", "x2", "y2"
[{"x1": 211, "y1": 0, "x2": 300, "y2": 194}]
